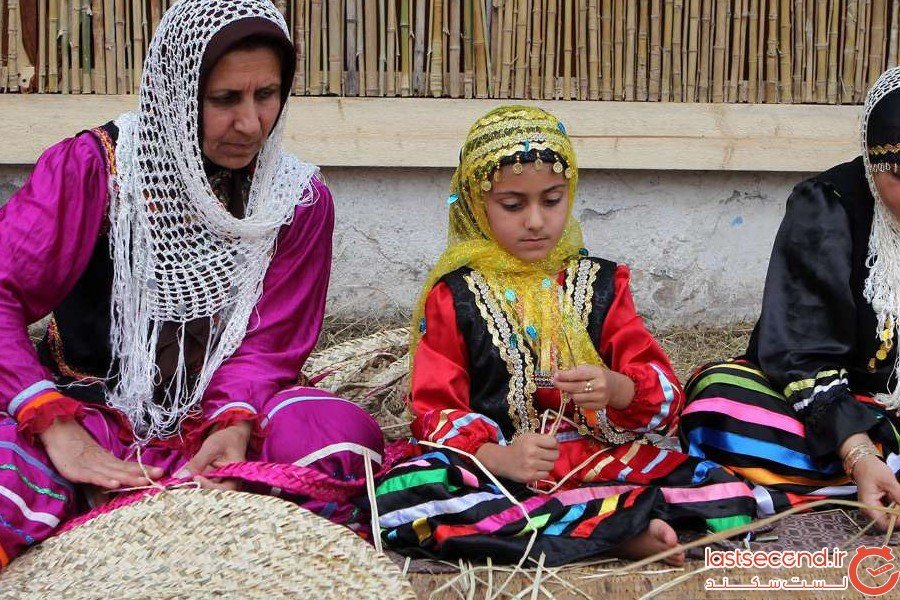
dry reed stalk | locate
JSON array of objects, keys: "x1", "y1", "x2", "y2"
[
  {"x1": 562, "y1": 0, "x2": 573, "y2": 98},
  {"x1": 80, "y1": 0, "x2": 91, "y2": 92},
  {"x1": 462, "y1": 0, "x2": 473, "y2": 96},
  {"x1": 308, "y1": 0, "x2": 321, "y2": 93},
  {"x1": 102, "y1": 0, "x2": 114, "y2": 92},
  {"x1": 293, "y1": 0, "x2": 308, "y2": 96},
  {"x1": 853, "y1": 0, "x2": 868, "y2": 102},
  {"x1": 378, "y1": 0, "x2": 386, "y2": 95},
  {"x1": 711, "y1": 0, "x2": 726, "y2": 101},
  {"x1": 346, "y1": 0, "x2": 359, "y2": 94},
  {"x1": 685, "y1": 0, "x2": 698, "y2": 102},
  {"x1": 870, "y1": 0, "x2": 887, "y2": 85},
  {"x1": 497, "y1": 0, "x2": 511, "y2": 97},
  {"x1": 38, "y1": 0, "x2": 46, "y2": 92},
  {"x1": 636, "y1": 0, "x2": 648, "y2": 100},
  {"x1": 648, "y1": 0, "x2": 661, "y2": 100},
  {"x1": 60, "y1": 0, "x2": 70, "y2": 93},
  {"x1": 842, "y1": 0, "x2": 857, "y2": 102},
  {"x1": 802, "y1": 0, "x2": 813, "y2": 101},
  {"x1": 329, "y1": 0, "x2": 343, "y2": 94},
  {"x1": 791, "y1": 0, "x2": 802, "y2": 99},
  {"x1": 530, "y1": 0, "x2": 544, "y2": 97},
  {"x1": 747, "y1": 0, "x2": 759, "y2": 101},
  {"x1": 150, "y1": 0, "x2": 161, "y2": 39},
  {"x1": 354, "y1": 0, "x2": 365, "y2": 95},
  {"x1": 727, "y1": 0, "x2": 744, "y2": 101},
  {"x1": 671, "y1": 0, "x2": 683, "y2": 100},
  {"x1": 577, "y1": 0, "x2": 588, "y2": 98},
  {"x1": 623, "y1": 0, "x2": 635, "y2": 99},
  {"x1": 6, "y1": 0, "x2": 18, "y2": 91},
  {"x1": 428, "y1": 0, "x2": 443, "y2": 96},
  {"x1": 401, "y1": 0, "x2": 413, "y2": 95},
  {"x1": 889, "y1": 0, "x2": 900, "y2": 68},
  {"x1": 132, "y1": 0, "x2": 145, "y2": 94},
  {"x1": 489, "y1": 0, "x2": 499, "y2": 85},
  {"x1": 442, "y1": 0, "x2": 449, "y2": 92},
  {"x1": 777, "y1": 0, "x2": 790, "y2": 102},
  {"x1": 661, "y1": 0, "x2": 673, "y2": 100},
  {"x1": 697, "y1": 0, "x2": 712, "y2": 102},
  {"x1": 113, "y1": 0, "x2": 125, "y2": 93},
  {"x1": 71, "y1": 0, "x2": 81, "y2": 93},
  {"x1": 0, "y1": 0, "x2": 6, "y2": 90},
  {"x1": 90, "y1": 0, "x2": 105, "y2": 93},
  {"x1": 47, "y1": 0, "x2": 59, "y2": 92},
  {"x1": 600, "y1": 0, "x2": 612, "y2": 99},
  {"x1": 473, "y1": 0, "x2": 488, "y2": 96},
  {"x1": 363, "y1": 0, "x2": 377, "y2": 95},
  {"x1": 613, "y1": 0, "x2": 624, "y2": 98},
  {"x1": 814, "y1": 0, "x2": 827, "y2": 101},
  {"x1": 513, "y1": 0, "x2": 527, "y2": 97},
  {"x1": 826, "y1": 0, "x2": 839, "y2": 102},
  {"x1": 543, "y1": 0, "x2": 558, "y2": 98},
  {"x1": 412, "y1": 0, "x2": 425, "y2": 94},
  {"x1": 124, "y1": 0, "x2": 132, "y2": 92},
  {"x1": 587, "y1": 0, "x2": 599, "y2": 99},
  {"x1": 764, "y1": 0, "x2": 778, "y2": 102},
  {"x1": 389, "y1": 0, "x2": 400, "y2": 95}
]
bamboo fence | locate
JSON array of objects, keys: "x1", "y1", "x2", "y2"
[{"x1": 3, "y1": 0, "x2": 900, "y2": 103}]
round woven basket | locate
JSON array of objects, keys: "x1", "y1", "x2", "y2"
[{"x1": 1, "y1": 489, "x2": 416, "y2": 599}]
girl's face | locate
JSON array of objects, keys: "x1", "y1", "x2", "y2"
[
  {"x1": 875, "y1": 170, "x2": 900, "y2": 221},
  {"x1": 202, "y1": 46, "x2": 283, "y2": 169},
  {"x1": 483, "y1": 163, "x2": 570, "y2": 263}
]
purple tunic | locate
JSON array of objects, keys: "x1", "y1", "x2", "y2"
[{"x1": 0, "y1": 131, "x2": 384, "y2": 567}]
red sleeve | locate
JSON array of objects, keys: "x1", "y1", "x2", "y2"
[
  {"x1": 598, "y1": 265, "x2": 683, "y2": 434},
  {"x1": 410, "y1": 282, "x2": 508, "y2": 453}
]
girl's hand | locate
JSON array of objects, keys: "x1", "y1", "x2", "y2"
[
  {"x1": 553, "y1": 365, "x2": 635, "y2": 411},
  {"x1": 39, "y1": 419, "x2": 163, "y2": 489},
  {"x1": 177, "y1": 421, "x2": 253, "y2": 491},
  {"x1": 476, "y1": 434, "x2": 559, "y2": 483}
]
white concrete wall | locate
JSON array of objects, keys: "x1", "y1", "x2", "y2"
[{"x1": 2, "y1": 164, "x2": 810, "y2": 326}]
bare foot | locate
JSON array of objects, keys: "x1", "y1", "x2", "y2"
[{"x1": 612, "y1": 519, "x2": 685, "y2": 566}]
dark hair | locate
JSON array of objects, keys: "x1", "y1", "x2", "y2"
[{"x1": 497, "y1": 148, "x2": 569, "y2": 170}]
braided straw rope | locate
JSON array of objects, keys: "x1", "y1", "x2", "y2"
[{"x1": 1, "y1": 489, "x2": 416, "y2": 599}]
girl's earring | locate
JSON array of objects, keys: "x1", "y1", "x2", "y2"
[{"x1": 513, "y1": 153, "x2": 524, "y2": 175}]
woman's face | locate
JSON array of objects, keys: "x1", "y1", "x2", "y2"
[
  {"x1": 201, "y1": 46, "x2": 282, "y2": 169},
  {"x1": 874, "y1": 170, "x2": 900, "y2": 221}
]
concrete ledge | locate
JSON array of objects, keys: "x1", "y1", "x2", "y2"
[{"x1": 0, "y1": 96, "x2": 859, "y2": 171}]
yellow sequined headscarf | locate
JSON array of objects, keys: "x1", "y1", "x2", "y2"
[{"x1": 410, "y1": 105, "x2": 603, "y2": 375}]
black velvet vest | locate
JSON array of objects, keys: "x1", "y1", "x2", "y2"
[{"x1": 439, "y1": 257, "x2": 617, "y2": 441}]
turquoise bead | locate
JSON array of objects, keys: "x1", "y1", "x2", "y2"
[
  {"x1": 525, "y1": 325, "x2": 538, "y2": 340},
  {"x1": 504, "y1": 289, "x2": 517, "y2": 302},
  {"x1": 541, "y1": 277, "x2": 552, "y2": 289},
  {"x1": 418, "y1": 317, "x2": 426, "y2": 333},
  {"x1": 446, "y1": 194, "x2": 459, "y2": 205},
  {"x1": 510, "y1": 334, "x2": 518, "y2": 348},
  {"x1": 557, "y1": 122, "x2": 567, "y2": 135},
  {"x1": 578, "y1": 247, "x2": 589, "y2": 256}
]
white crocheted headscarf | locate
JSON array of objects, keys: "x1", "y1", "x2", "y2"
[
  {"x1": 863, "y1": 66, "x2": 900, "y2": 412},
  {"x1": 108, "y1": 0, "x2": 318, "y2": 439}
]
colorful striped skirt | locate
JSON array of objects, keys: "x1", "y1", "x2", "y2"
[
  {"x1": 680, "y1": 360, "x2": 900, "y2": 515},
  {"x1": 375, "y1": 432, "x2": 756, "y2": 566}
]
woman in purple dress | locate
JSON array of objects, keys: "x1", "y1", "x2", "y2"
[{"x1": 0, "y1": 0, "x2": 383, "y2": 567}]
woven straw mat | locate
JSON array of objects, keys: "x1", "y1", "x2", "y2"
[{"x1": 1, "y1": 488, "x2": 416, "y2": 599}]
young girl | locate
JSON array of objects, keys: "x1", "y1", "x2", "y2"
[{"x1": 376, "y1": 106, "x2": 756, "y2": 566}]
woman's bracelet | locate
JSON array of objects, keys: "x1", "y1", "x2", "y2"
[{"x1": 842, "y1": 442, "x2": 882, "y2": 479}]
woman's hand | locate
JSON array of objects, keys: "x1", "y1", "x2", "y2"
[
  {"x1": 39, "y1": 419, "x2": 163, "y2": 489},
  {"x1": 553, "y1": 365, "x2": 635, "y2": 411},
  {"x1": 476, "y1": 434, "x2": 559, "y2": 483},
  {"x1": 841, "y1": 433, "x2": 900, "y2": 530},
  {"x1": 178, "y1": 421, "x2": 253, "y2": 491}
]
